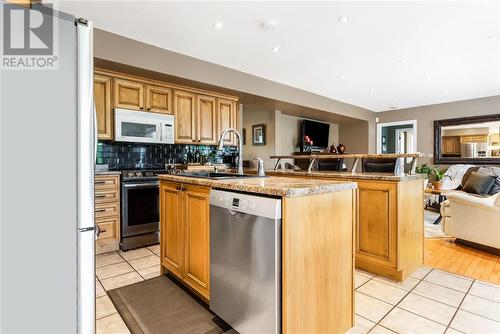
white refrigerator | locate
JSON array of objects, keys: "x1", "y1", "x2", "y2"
[{"x1": 1, "y1": 5, "x2": 96, "y2": 333}]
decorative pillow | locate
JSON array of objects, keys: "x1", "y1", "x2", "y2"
[
  {"x1": 463, "y1": 172, "x2": 496, "y2": 195},
  {"x1": 478, "y1": 167, "x2": 500, "y2": 195},
  {"x1": 461, "y1": 166, "x2": 480, "y2": 187}
]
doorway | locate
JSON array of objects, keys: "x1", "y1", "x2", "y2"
[{"x1": 376, "y1": 120, "x2": 417, "y2": 154}]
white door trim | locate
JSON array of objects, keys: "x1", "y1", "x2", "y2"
[{"x1": 376, "y1": 120, "x2": 417, "y2": 154}]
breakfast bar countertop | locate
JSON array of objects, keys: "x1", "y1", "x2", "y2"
[
  {"x1": 159, "y1": 175, "x2": 357, "y2": 197},
  {"x1": 265, "y1": 169, "x2": 425, "y2": 181}
]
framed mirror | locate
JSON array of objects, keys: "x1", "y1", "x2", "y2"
[{"x1": 434, "y1": 114, "x2": 500, "y2": 165}]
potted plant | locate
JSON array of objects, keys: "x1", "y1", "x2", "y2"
[
  {"x1": 415, "y1": 163, "x2": 433, "y2": 188},
  {"x1": 431, "y1": 168, "x2": 453, "y2": 190}
]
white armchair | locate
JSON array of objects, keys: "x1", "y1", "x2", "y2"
[{"x1": 445, "y1": 190, "x2": 500, "y2": 250}]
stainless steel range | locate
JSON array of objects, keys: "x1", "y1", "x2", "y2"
[{"x1": 120, "y1": 169, "x2": 170, "y2": 250}]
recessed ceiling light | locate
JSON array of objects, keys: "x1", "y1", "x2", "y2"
[
  {"x1": 262, "y1": 20, "x2": 278, "y2": 31},
  {"x1": 214, "y1": 22, "x2": 224, "y2": 29},
  {"x1": 400, "y1": 59, "x2": 406, "y2": 64},
  {"x1": 489, "y1": 34, "x2": 499, "y2": 40},
  {"x1": 443, "y1": 89, "x2": 448, "y2": 93},
  {"x1": 392, "y1": 98, "x2": 398, "y2": 102},
  {"x1": 272, "y1": 46, "x2": 280, "y2": 53},
  {"x1": 339, "y1": 74, "x2": 345, "y2": 80},
  {"x1": 426, "y1": 75, "x2": 432, "y2": 80},
  {"x1": 338, "y1": 16, "x2": 349, "y2": 23},
  {"x1": 370, "y1": 88, "x2": 375, "y2": 93}
]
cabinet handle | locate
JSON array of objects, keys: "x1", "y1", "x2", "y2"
[
  {"x1": 176, "y1": 186, "x2": 181, "y2": 191},
  {"x1": 100, "y1": 229, "x2": 107, "y2": 233},
  {"x1": 95, "y1": 208, "x2": 106, "y2": 213},
  {"x1": 181, "y1": 187, "x2": 186, "y2": 192},
  {"x1": 198, "y1": 140, "x2": 202, "y2": 143},
  {"x1": 95, "y1": 181, "x2": 106, "y2": 184},
  {"x1": 140, "y1": 107, "x2": 144, "y2": 110},
  {"x1": 192, "y1": 140, "x2": 196, "y2": 142},
  {"x1": 95, "y1": 194, "x2": 106, "y2": 198},
  {"x1": 147, "y1": 108, "x2": 151, "y2": 111}
]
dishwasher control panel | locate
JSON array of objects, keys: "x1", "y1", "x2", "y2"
[{"x1": 210, "y1": 190, "x2": 281, "y2": 219}]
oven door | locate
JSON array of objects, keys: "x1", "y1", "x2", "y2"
[{"x1": 121, "y1": 181, "x2": 160, "y2": 238}]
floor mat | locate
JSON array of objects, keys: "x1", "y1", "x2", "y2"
[{"x1": 108, "y1": 275, "x2": 224, "y2": 334}]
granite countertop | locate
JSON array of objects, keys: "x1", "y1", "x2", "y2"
[
  {"x1": 265, "y1": 170, "x2": 425, "y2": 181},
  {"x1": 270, "y1": 153, "x2": 425, "y2": 159},
  {"x1": 95, "y1": 170, "x2": 121, "y2": 176},
  {"x1": 159, "y1": 175, "x2": 357, "y2": 197}
]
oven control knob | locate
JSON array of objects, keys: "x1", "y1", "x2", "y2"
[
  {"x1": 127, "y1": 171, "x2": 134, "y2": 178},
  {"x1": 135, "y1": 171, "x2": 142, "y2": 177}
]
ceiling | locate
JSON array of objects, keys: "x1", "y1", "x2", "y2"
[{"x1": 57, "y1": 1, "x2": 500, "y2": 112}]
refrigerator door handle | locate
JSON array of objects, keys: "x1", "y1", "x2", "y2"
[{"x1": 93, "y1": 102, "x2": 97, "y2": 165}]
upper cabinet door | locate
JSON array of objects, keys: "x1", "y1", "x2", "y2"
[
  {"x1": 217, "y1": 99, "x2": 237, "y2": 145},
  {"x1": 113, "y1": 78, "x2": 145, "y2": 111},
  {"x1": 146, "y1": 85, "x2": 172, "y2": 114},
  {"x1": 197, "y1": 95, "x2": 217, "y2": 144},
  {"x1": 174, "y1": 90, "x2": 197, "y2": 144},
  {"x1": 94, "y1": 74, "x2": 113, "y2": 140}
]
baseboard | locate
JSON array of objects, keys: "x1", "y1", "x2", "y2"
[{"x1": 455, "y1": 238, "x2": 500, "y2": 256}]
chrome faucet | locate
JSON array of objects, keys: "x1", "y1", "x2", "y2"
[
  {"x1": 218, "y1": 128, "x2": 244, "y2": 175},
  {"x1": 254, "y1": 157, "x2": 265, "y2": 176}
]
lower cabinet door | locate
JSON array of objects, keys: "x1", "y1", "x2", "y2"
[
  {"x1": 160, "y1": 182, "x2": 184, "y2": 279},
  {"x1": 182, "y1": 185, "x2": 210, "y2": 299},
  {"x1": 356, "y1": 180, "x2": 398, "y2": 269}
]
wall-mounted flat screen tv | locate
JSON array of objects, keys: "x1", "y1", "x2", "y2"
[{"x1": 301, "y1": 119, "x2": 330, "y2": 150}]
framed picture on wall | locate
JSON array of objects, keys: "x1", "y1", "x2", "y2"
[{"x1": 252, "y1": 124, "x2": 266, "y2": 146}]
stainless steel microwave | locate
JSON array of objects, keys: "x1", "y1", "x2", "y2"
[{"x1": 114, "y1": 108, "x2": 175, "y2": 144}]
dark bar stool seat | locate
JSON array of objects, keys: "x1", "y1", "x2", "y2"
[{"x1": 362, "y1": 158, "x2": 397, "y2": 173}]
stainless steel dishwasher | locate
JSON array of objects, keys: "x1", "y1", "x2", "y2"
[{"x1": 210, "y1": 189, "x2": 281, "y2": 334}]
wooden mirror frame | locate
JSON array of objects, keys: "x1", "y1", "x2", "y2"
[{"x1": 434, "y1": 113, "x2": 500, "y2": 165}]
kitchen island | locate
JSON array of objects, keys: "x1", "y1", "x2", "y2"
[
  {"x1": 159, "y1": 175, "x2": 357, "y2": 334},
  {"x1": 265, "y1": 169, "x2": 425, "y2": 282}
]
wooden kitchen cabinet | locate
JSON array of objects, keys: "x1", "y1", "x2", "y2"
[
  {"x1": 160, "y1": 181, "x2": 210, "y2": 300},
  {"x1": 461, "y1": 135, "x2": 488, "y2": 143},
  {"x1": 217, "y1": 98, "x2": 237, "y2": 145},
  {"x1": 95, "y1": 175, "x2": 121, "y2": 254},
  {"x1": 197, "y1": 95, "x2": 218, "y2": 144},
  {"x1": 356, "y1": 181, "x2": 398, "y2": 269},
  {"x1": 113, "y1": 78, "x2": 145, "y2": 110},
  {"x1": 94, "y1": 74, "x2": 113, "y2": 140},
  {"x1": 174, "y1": 90, "x2": 197, "y2": 144},
  {"x1": 354, "y1": 179, "x2": 423, "y2": 281},
  {"x1": 182, "y1": 185, "x2": 210, "y2": 298},
  {"x1": 442, "y1": 136, "x2": 461, "y2": 155},
  {"x1": 146, "y1": 85, "x2": 172, "y2": 114},
  {"x1": 160, "y1": 182, "x2": 184, "y2": 279}
]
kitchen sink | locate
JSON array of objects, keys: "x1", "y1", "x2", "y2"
[{"x1": 178, "y1": 171, "x2": 264, "y2": 179}]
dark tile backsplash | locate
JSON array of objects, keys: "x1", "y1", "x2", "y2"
[{"x1": 96, "y1": 141, "x2": 237, "y2": 170}]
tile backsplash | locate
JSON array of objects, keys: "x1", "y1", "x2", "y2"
[{"x1": 97, "y1": 141, "x2": 237, "y2": 170}]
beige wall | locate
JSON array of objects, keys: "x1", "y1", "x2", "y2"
[
  {"x1": 242, "y1": 107, "x2": 276, "y2": 168},
  {"x1": 377, "y1": 95, "x2": 500, "y2": 165},
  {"x1": 276, "y1": 113, "x2": 339, "y2": 155}
]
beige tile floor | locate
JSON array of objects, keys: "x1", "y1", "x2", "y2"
[
  {"x1": 350, "y1": 267, "x2": 500, "y2": 334},
  {"x1": 96, "y1": 244, "x2": 161, "y2": 334},
  {"x1": 95, "y1": 245, "x2": 500, "y2": 334}
]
